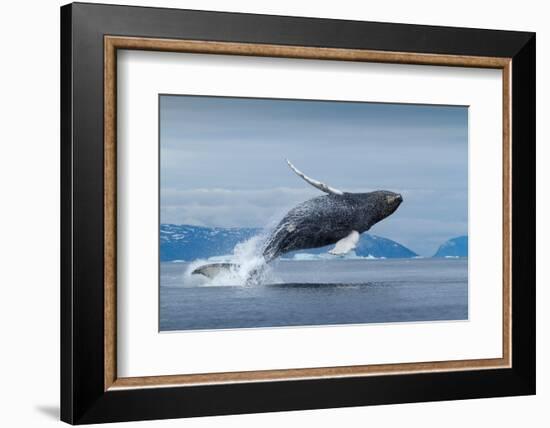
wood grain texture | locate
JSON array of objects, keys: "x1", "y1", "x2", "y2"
[
  {"x1": 103, "y1": 36, "x2": 512, "y2": 390},
  {"x1": 106, "y1": 36, "x2": 510, "y2": 68},
  {"x1": 502, "y1": 62, "x2": 513, "y2": 367},
  {"x1": 111, "y1": 357, "x2": 508, "y2": 389},
  {"x1": 104, "y1": 37, "x2": 117, "y2": 391}
]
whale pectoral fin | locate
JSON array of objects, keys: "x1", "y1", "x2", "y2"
[
  {"x1": 286, "y1": 159, "x2": 344, "y2": 195},
  {"x1": 329, "y1": 231, "x2": 360, "y2": 255}
]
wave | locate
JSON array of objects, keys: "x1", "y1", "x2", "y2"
[
  {"x1": 183, "y1": 234, "x2": 282, "y2": 287},
  {"x1": 264, "y1": 282, "x2": 376, "y2": 289},
  {"x1": 287, "y1": 251, "x2": 385, "y2": 261}
]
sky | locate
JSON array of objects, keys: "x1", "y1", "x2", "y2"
[{"x1": 160, "y1": 95, "x2": 468, "y2": 256}]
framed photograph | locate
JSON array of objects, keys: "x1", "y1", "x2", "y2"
[{"x1": 61, "y1": 2, "x2": 535, "y2": 424}]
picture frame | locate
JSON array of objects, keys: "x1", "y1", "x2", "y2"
[{"x1": 61, "y1": 2, "x2": 535, "y2": 424}]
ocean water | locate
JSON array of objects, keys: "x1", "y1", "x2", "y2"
[{"x1": 159, "y1": 258, "x2": 468, "y2": 331}]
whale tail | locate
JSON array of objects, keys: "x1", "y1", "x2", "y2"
[
  {"x1": 191, "y1": 262, "x2": 266, "y2": 283},
  {"x1": 191, "y1": 263, "x2": 239, "y2": 279}
]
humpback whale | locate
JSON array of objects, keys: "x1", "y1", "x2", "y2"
[{"x1": 192, "y1": 160, "x2": 402, "y2": 278}]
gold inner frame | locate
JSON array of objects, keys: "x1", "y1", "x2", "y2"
[{"x1": 104, "y1": 35, "x2": 512, "y2": 391}]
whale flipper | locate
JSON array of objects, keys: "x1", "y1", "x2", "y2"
[
  {"x1": 192, "y1": 263, "x2": 239, "y2": 278},
  {"x1": 286, "y1": 159, "x2": 344, "y2": 195},
  {"x1": 329, "y1": 231, "x2": 360, "y2": 255}
]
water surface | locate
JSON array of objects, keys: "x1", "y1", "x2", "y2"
[{"x1": 160, "y1": 258, "x2": 468, "y2": 331}]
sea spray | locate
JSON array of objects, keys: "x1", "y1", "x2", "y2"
[
  {"x1": 184, "y1": 232, "x2": 281, "y2": 287},
  {"x1": 183, "y1": 210, "x2": 291, "y2": 286}
]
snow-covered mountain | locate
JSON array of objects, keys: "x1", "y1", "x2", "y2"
[
  {"x1": 282, "y1": 234, "x2": 417, "y2": 260},
  {"x1": 160, "y1": 224, "x2": 259, "y2": 261},
  {"x1": 433, "y1": 236, "x2": 468, "y2": 258},
  {"x1": 160, "y1": 224, "x2": 418, "y2": 261}
]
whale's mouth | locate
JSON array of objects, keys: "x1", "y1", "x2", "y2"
[{"x1": 386, "y1": 194, "x2": 402, "y2": 205}]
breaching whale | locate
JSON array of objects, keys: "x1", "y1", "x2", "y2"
[{"x1": 192, "y1": 160, "x2": 402, "y2": 278}]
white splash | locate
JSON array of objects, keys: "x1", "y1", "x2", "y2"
[
  {"x1": 184, "y1": 233, "x2": 281, "y2": 287},
  {"x1": 289, "y1": 251, "x2": 385, "y2": 261}
]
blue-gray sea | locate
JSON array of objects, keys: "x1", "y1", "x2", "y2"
[{"x1": 160, "y1": 258, "x2": 468, "y2": 331}]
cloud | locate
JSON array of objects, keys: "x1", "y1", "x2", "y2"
[{"x1": 161, "y1": 187, "x2": 317, "y2": 227}]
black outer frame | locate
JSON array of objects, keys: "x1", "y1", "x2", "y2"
[{"x1": 60, "y1": 2, "x2": 535, "y2": 424}]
